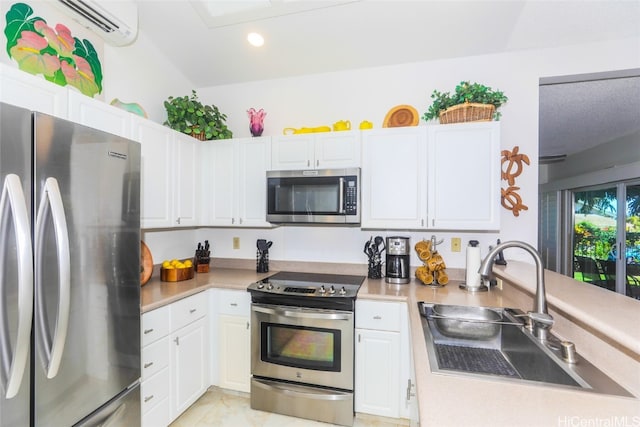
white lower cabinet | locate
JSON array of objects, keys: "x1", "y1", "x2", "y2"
[
  {"x1": 141, "y1": 292, "x2": 209, "y2": 427},
  {"x1": 171, "y1": 317, "x2": 208, "y2": 417},
  {"x1": 218, "y1": 314, "x2": 251, "y2": 392},
  {"x1": 355, "y1": 300, "x2": 416, "y2": 420},
  {"x1": 210, "y1": 289, "x2": 252, "y2": 393}
]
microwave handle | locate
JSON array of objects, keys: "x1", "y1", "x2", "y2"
[{"x1": 338, "y1": 177, "x2": 345, "y2": 214}]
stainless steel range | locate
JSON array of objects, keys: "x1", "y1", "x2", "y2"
[{"x1": 247, "y1": 271, "x2": 365, "y2": 426}]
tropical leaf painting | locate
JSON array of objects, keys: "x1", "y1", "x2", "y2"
[{"x1": 4, "y1": 2, "x2": 103, "y2": 97}]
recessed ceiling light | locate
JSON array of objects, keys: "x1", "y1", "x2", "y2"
[{"x1": 247, "y1": 32, "x2": 264, "y2": 47}]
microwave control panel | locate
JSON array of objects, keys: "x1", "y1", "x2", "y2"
[{"x1": 345, "y1": 177, "x2": 358, "y2": 215}]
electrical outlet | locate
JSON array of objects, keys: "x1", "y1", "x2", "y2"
[
  {"x1": 233, "y1": 237, "x2": 240, "y2": 250},
  {"x1": 451, "y1": 237, "x2": 461, "y2": 252}
]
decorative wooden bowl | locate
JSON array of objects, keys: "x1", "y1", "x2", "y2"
[{"x1": 161, "y1": 266, "x2": 194, "y2": 282}]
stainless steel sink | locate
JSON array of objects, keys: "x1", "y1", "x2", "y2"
[{"x1": 418, "y1": 302, "x2": 633, "y2": 397}]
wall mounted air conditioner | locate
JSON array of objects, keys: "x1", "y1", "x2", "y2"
[{"x1": 56, "y1": 0, "x2": 138, "y2": 46}]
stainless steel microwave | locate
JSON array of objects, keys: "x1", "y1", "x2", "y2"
[{"x1": 266, "y1": 168, "x2": 360, "y2": 224}]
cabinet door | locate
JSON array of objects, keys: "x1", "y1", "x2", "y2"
[
  {"x1": 206, "y1": 139, "x2": 236, "y2": 225},
  {"x1": 67, "y1": 90, "x2": 131, "y2": 138},
  {"x1": 271, "y1": 134, "x2": 315, "y2": 170},
  {"x1": 314, "y1": 131, "x2": 361, "y2": 169},
  {"x1": 170, "y1": 317, "x2": 208, "y2": 421},
  {"x1": 428, "y1": 122, "x2": 500, "y2": 230},
  {"x1": 361, "y1": 127, "x2": 427, "y2": 229},
  {"x1": 355, "y1": 329, "x2": 400, "y2": 418},
  {"x1": 237, "y1": 137, "x2": 271, "y2": 226},
  {"x1": 134, "y1": 117, "x2": 174, "y2": 228},
  {"x1": 0, "y1": 65, "x2": 68, "y2": 117},
  {"x1": 174, "y1": 133, "x2": 199, "y2": 226},
  {"x1": 218, "y1": 314, "x2": 251, "y2": 392}
]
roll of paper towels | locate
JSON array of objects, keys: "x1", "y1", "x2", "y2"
[{"x1": 465, "y1": 240, "x2": 482, "y2": 289}]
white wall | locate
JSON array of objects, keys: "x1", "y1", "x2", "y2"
[
  {"x1": 180, "y1": 37, "x2": 638, "y2": 266},
  {"x1": 3, "y1": 4, "x2": 637, "y2": 268},
  {"x1": 103, "y1": 30, "x2": 194, "y2": 122}
]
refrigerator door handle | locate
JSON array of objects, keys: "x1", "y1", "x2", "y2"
[
  {"x1": 35, "y1": 177, "x2": 71, "y2": 379},
  {"x1": 0, "y1": 174, "x2": 33, "y2": 398}
]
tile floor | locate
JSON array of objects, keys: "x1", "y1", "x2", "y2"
[{"x1": 170, "y1": 387, "x2": 410, "y2": 427}]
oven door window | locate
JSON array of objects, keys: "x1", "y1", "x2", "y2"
[{"x1": 262, "y1": 323, "x2": 341, "y2": 372}]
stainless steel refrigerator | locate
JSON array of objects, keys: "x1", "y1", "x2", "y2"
[{"x1": 0, "y1": 102, "x2": 141, "y2": 426}]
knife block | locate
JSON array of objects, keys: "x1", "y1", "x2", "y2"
[{"x1": 195, "y1": 256, "x2": 210, "y2": 273}]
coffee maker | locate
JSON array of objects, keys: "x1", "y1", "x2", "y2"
[{"x1": 386, "y1": 236, "x2": 410, "y2": 284}]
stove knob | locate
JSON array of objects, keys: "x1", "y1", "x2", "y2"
[
  {"x1": 329, "y1": 285, "x2": 336, "y2": 295},
  {"x1": 266, "y1": 283, "x2": 274, "y2": 291},
  {"x1": 339, "y1": 286, "x2": 347, "y2": 295},
  {"x1": 318, "y1": 285, "x2": 326, "y2": 294},
  {"x1": 257, "y1": 283, "x2": 264, "y2": 289}
]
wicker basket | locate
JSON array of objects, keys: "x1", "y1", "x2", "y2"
[
  {"x1": 191, "y1": 131, "x2": 206, "y2": 141},
  {"x1": 439, "y1": 102, "x2": 495, "y2": 124}
]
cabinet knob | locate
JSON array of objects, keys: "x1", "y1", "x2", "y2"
[
  {"x1": 231, "y1": 218, "x2": 235, "y2": 225},
  {"x1": 143, "y1": 328, "x2": 154, "y2": 335},
  {"x1": 176, "y1": 217, "x2": 181, "y2": 225},
  {"x1": 373, "y1": 315, "x2": 382, "y2": 320},
  {"x1": 246, "y1": 321, "x2": 250, "y2": 330},
  {"x1": 144, "y1": 362, "x2": 154, "y2": 369},
  {"x1": 230, "y1": 303, "x2": 238, "y2": 307},
  {"x1": 189, "y1": 308, "x2": 196, "y2": 314},
  {"x1": 174, "y1": 337, "x2": 180, "y2": 345},
  {"x1": 144, "y1": 395, "x2": 154, "y2": 403}
]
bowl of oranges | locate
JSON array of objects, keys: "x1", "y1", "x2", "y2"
[{"x1": 160, "y1": 258, "x2": 194, "y2": 282}]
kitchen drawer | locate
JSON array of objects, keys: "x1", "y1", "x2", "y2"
[
  {"x1": 142, "y1": 395, "x2": 170, "y2": 427},
  {"x1": 141, "y1": 305, "x2": 170, "y2": 347},
  {"x1": 142, "y1": 336, "x2": 170, "y2": 381},
  {"x1": 141, "y1": 367, "x2": 170, "y2": 415},
  {"x1": 216, "y1": 289, "x2": 251, "y2": 316},
  {"x1": 171, "y1": 291, "x2": 207, "y2": 331},
  {"x1": 356, "y1": 300, "x2": 401, "y2": 332}
]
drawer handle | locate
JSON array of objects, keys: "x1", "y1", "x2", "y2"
[
  {"x1": 143, "y1": 328, "x2": 154, "y2": 335},
  {"x1": 373, "y1": 315, "x2": 382, "y2": 320},
  {"x1": 144, "y1": 395, "x2": 154, "y2": 403},
  {"x1": 189, "y1": 308, "x2": 196, "y2": 314},
  {"x1": 230, "y1": 303, "x2": 238, "y2": 307},
  {"x1": 143, "y1": 362, "x2": 154, "y2": 369}
]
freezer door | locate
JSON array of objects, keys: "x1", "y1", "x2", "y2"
[
  {"x1": 75, "y1": 381, "x2": 141, "y2": 427},
  {"x1": 0, "y1": 103, "x2": 33, "y2": 427},
  {"x1": 33, "y1": 114, "x2": 141, "y2": 427}
]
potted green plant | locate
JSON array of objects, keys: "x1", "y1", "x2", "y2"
[
  {"x1": 163, "y1": 90, "x2": 233, "y2": 140},
  {"x1": 422, "y1": 81, "x2": 508, "y2": 124}
]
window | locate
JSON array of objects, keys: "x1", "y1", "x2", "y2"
[{"x1": 571, "y1": 181, "x2": 640, "y2": 299}]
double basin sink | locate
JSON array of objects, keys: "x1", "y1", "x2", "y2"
[{"x1": 418, "y1": 302, "x2": 632, "y2": 397}]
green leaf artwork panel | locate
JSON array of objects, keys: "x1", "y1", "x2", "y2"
[{"x1": 4, "y1": 2, "x2": 103, "y2": 97}]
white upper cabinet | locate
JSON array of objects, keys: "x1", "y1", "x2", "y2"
[
  {"x1": 134, "y1": 117, "x2": 200, "y2": 228},
  {"x1": 361, "y1": 127, "x2": 428, "y2": 229},
  {"x1": 0, "y1": 65, "x2": 68, "y2": 117},
  {"x1": 361, "y1": 123, "x2": 500, "y2": 231},
  {"x1": 133, "y1": 117, "x2": 173, "y2": 228},
  {"x1": 427, "y1": 122, "x2": 500, "y2": 230},
  {"x1": 173, "y1": 133, "x2": 200, "y2": 227},
  {"x1": 203, "y1": 137, "x2": 271, "y2": 227},
  {"x1": 67, "y1": 90, "x2": 131, "y2": 138},
  {"x1": 271, "y1": 131, "x2": 360, "y2": 170}
]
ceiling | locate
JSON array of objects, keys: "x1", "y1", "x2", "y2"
[
  {"x1": 133, "y1": 0, "x2": 640, "y2": 158},
  {"x1": 539, "y1": 70, "x2": 640, "y2": 159}
]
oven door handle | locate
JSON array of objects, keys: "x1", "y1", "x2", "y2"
[
  {"x1": 252, "y1": 304, "x2": 352, "y2": 321},
  {"x1": 253, "y1": 377, "x2": 352, "y2": 402}
]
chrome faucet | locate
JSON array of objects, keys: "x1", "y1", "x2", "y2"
[{"x1": 479, "y1": 240, "x2": 554, "y2": 341}]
